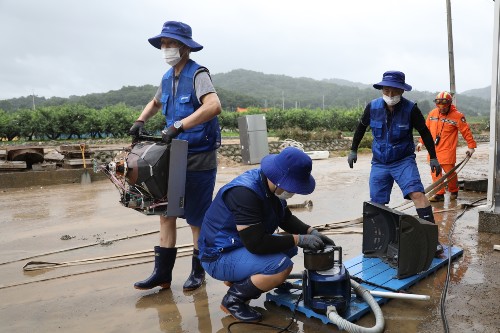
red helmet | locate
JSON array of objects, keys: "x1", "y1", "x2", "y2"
[{"x1": 434, "y1": 91, "x2": 453, "y2": 106}]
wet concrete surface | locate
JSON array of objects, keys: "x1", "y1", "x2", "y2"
[{"x1": 0, "y1": 143, "x2": 499, "y2": 332}]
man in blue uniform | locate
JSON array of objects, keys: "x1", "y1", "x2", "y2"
[
  {"x1": 198, "y1": 147, "x2": 335, "y2": 322},
  {"x1": 347, "y1": 71, "x2": 443, "y2": 255},
  {"x1": 129, "y1": 21, "x2": 221, "y2": 292}
]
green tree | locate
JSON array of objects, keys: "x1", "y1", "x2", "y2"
[
  {"x1": 34, "y1": 106, "x2": 65, "y2": 140},
  {"x1": 15, "y1": 108, "x2": 38, "y2": 140},
  {"x1": 86, "y1": 108, "x2": 105, "y2": 138},
  {"x1": 144, "y1": 112, "x2": 166, "y2": 134},
  {"x1": 219, "y1": 111, "x2": 242, "y2": 131},
  {"x1": 100, "y1": 104, "x2": 137, "y2": 137},
  {"x1": 0, "y1": 110, "x2": 21, "y2": 141},
  {"x1": 0, "y1": 110, "x2": 10, "y2": 140},
  {"x1": 56, "y1": 104, "x2": 92, "y2": 139}
]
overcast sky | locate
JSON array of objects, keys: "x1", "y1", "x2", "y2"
[{"x1": 0, "y1": 0, "x2": 496, "y2": 100}]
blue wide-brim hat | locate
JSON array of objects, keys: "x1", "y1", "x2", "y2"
[
  {"x1": 148, "y1": 21, "x2": 203, "y2": 52},
  {"x1": 261, "y1": 147, "x2": 316, "y2": 195},
  {"x1": 373, "y1": 70, "x2": 412, "y2": 91}
]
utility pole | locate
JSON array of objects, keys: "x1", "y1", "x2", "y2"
[
  {"x1": 282, "y1": 91, "x2": 284, "y2": 110},
  {"x1": 446, "y1": 0, "x2": 456, "y2": 97},
  {"x1": 32, "y1": 91, "x2": 36, "y2": 110},
  {"x1": 322, "y1": 95, "x2": 325, "y2": 110},
  {"x1": 478, "y1": 0, "x2": 500, "y2": 231}
]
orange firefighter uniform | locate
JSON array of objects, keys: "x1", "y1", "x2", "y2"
[{"x1": 419, "y1": 104, "x2": 476, "y2": 195}]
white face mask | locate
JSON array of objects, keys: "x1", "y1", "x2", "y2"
[
  {"x1": 161, "y1": 47, "x2": 182, "y2": 67},
  {"x1": 383, "y1": 94, "x2": 401, "y2": 106},
  {"x1": 276, "y1": 191, "x2": 295, "y2": 200}
]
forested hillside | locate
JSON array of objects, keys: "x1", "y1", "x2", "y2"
[
  {"x1": 461, "y1": 86, "x2": 491, "y2": 100},
  {"x1": 211, "y1": 69, "x2": 491, "y2": 115},
  {"x1": 0, "y1": 69, "x2": 491, "y2": 116}
]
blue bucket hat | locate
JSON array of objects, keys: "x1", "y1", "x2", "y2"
[
  {"x1": 373, "y1": 71, "x2": 412, "y2": 91},
  {"x1": 148, "y1": 21, "x2": 203, "y2": 52},
  {"x1": 261, "y1": 147, "x2": 316, "y2": 195}
]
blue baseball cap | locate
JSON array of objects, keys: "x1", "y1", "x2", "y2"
[
  {"x1": 373, "y1": 71, "x2": 412, "y2": 91},
  {"x1": 148, "y1": 21, "x2": 203, "y2": 52},
  {"x1": 261, "y1": 147, "x2": 316, "y2": 195}
]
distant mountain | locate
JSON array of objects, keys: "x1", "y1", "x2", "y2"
[
  {"x1": 0, "y1": 85, "x2": 157, "y2": 113},
  {"x1": 211, "y1": 69, "x2": 379, "y2": 110},
  {"x1": 321, "y1": 78, "x2": 371, "y2": 90},
  {"x1": 461, "y1": 86, "x2": 491, "y2": 100},
  {"x1": 0, "y1": 69, "x2": 491, "y2": 116},
  {"x1": 211, "y1": 69, "x2": 490, "y2": 115}
]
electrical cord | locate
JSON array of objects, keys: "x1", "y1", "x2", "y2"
[
  {"x1": 439, "y1": 197, "x2": 486, "y2": 333},
  {"x1": 227, "y1": 292, "x2": 303, "y2": 333}
]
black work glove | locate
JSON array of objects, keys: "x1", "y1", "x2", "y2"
[
  {"x1": 129, "y1": 120, "x2": 145, "y2": 137},
  {"x1": 297, "y1": 234, "x2": 324, "y2": 251},
  {"x1": 310, "y1": 229, "x2": 336, "y2": 246},
  {"x1": 347, "y1": 150, "x2": 357, "y2": 169},
  {"x1": 466, "y1": 148, "x2": 475, "y2": 157},
  {"x1": 161, "y1": 125, "x2": 183, "y2": 144},
  {"x1": 430, "y1": 158, "x2": 442, "y2": 176}
]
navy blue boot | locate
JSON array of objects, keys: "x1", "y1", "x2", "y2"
[
  {"x1": 220, "y1": 278, "x2": 263, "y2": 322},
  {"x1": 417, "y1": 206, "x2": 444, "y2": 257},
  {"x1": 134, "y1": 247, "x2": 177, "y2": 290},
  {"x1": 183, "y1": 249, "x2": 205, "y2": 291}
]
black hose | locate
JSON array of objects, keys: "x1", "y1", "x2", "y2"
[{"x1": 439, "y1": 197, "x2": 486, "y2": 333}]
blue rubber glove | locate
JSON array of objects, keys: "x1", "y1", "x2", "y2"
[
  {"x1": 297, "y1": 234, "x2": 324, "y2": 251},
  {"x1": 430, "y1": 158, "x2": 442, "y2": 176},
  {"x1": 310, "y1": 229, "x2": 336, "y2": 246},
  {"x1": 347, "y1": 150, "x2": 357, "y2": 169}
]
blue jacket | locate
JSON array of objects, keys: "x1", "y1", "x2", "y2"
[
  {"x1": 370, "y1": 97, "x2": 415, "y2": 164},
  {"x1": 198, "y1": 169, "x2": 286, "y2": 261},
  {"x1": 159, "y1": 59, "x2": 221, "y2": 153}
]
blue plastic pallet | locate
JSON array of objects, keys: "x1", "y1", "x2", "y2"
[{"x1": 266, "y1": 246, "x2": 463, "y2": 325}]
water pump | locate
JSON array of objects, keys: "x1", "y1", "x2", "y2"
[{"x1": 302, "y1": 245, "x2": 351, "y2": 315}]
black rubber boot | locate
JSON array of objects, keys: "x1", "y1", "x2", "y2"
[
  {"x1": 417, "y1": 206, "x2": 444, "y2": 257},
  {"x1": 134, "y1": 246, "x2": 177, "y2": 290},
  {"x1": 183, "y1": 249, "x2": 205, "y2": 291},
  {"x1": 220, "y1": 278, "x2": 263, "y2": 322},
  {"x1": 276, "y1": 281, "x2": 299, "y2": 291}
]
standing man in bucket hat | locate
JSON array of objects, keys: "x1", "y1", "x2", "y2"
[
  {"x1": 198, "y1": 147, "x2": 335, "y2": 322},
  {"x1": 347, "y1": 70, "x2": 444, "y2": 256},
  {"x1": 129, "y1": 21, "x2": 222, "y2": 292}
]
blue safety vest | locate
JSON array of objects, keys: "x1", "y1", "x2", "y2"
[
  {"x1": 198, "y1": 169, "x2": 286, "y2": 261},
  {"x1": 159, "y1": 59, "x2": 221, "y2": 153},
  {"x1": 370, "y1": 97, "x2": 415, "y2": 164}
]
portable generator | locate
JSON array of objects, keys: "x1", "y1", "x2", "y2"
[{"x1": 302, "y1": 245, "x2": 351, "y2": 316}]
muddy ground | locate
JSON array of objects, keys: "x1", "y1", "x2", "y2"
[{"x1": 0, "y1": 143, "x2": 499, "y2": 333}]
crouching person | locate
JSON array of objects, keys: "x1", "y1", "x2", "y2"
[{"x1": 198, "y1": 147, "x2": 335, "y2": 322}]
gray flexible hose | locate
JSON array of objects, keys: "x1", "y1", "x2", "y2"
[{"x1": 327, "y1": 279, "x2": 385, "y2": 333}]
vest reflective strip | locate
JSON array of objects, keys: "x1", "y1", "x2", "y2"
[{"x1": 429, "y1": 117, "x2": 457, "y2": 126}]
